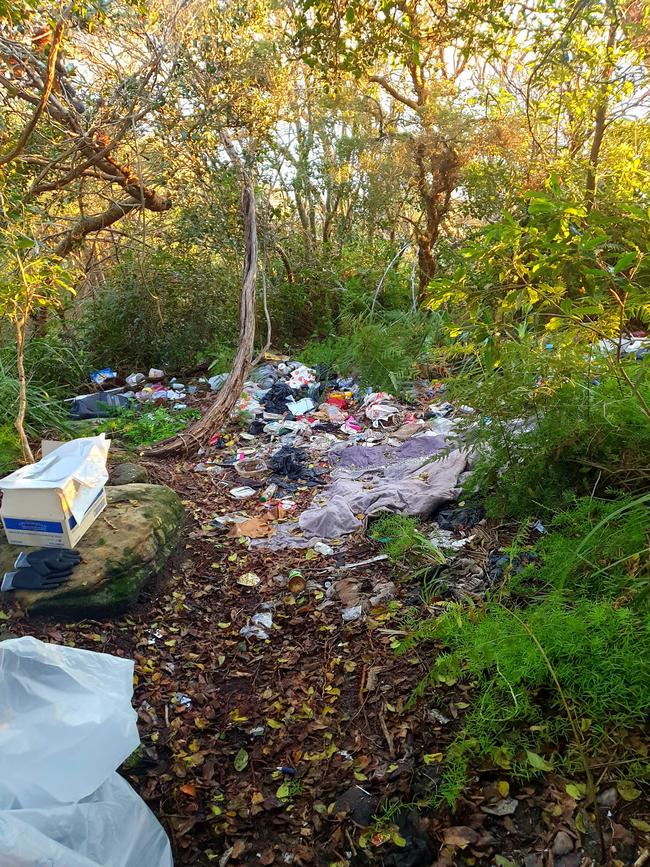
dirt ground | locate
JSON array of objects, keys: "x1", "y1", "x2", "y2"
[{"x1": 5, "y1": 446, "x2": 649, "y2": 867}]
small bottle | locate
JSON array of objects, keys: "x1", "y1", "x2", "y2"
[{"x1": 260, "y1": 483, "x2": 277, "y2": 501}]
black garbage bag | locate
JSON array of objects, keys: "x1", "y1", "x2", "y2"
[
  {"x1": 69, "y1": 392, "x2": 131, "y2": 420},
  {"x1": 269, "y1": 445, "x2": 325, "y2": 485},
  {"x1": 262, "y1": 382, "x2": 296, "y2": 414}
]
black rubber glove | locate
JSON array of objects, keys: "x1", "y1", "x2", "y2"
[
  {"x1": 2, "y1": 568, "x2": 71, "y2": 591},
  {"x1": 14, "y1": 549, "x2": 81, "y2": 578}
]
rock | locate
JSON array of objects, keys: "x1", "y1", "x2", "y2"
[
  {"x1": 596, "y1": 786, "x2": 618, "y2": 808},
  {"x1": 552, "y1": 831, "x2": 575, "y2": 856},
  {"x1": 332, "y1": 785, "x2": 378, "y2": 826},
  {"x1": 553, "y1": 854, "x2": 580, "y2": 867},
  {"x1": 0, "y1": 484, "x2": 184, "y2": 619},
  {"x1": 109, "y1": 462, "x2": 149, "y2": 485},
  {"x1": 370, "y1": 580, "x2": 397, "y2": 606}
]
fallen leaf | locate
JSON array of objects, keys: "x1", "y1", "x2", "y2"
[
  {"x1": 617, "y1": 780, "x2": 641, "y2": 801},
  {"x1": 630, "y1": 818, "x2": 650, "y2": 832},
  {"x1": 565, "y1": 782, "x2": 586, "y2": 800},
  {"x1": 423, "y1": 753, "x2": 443, "y2": 764},
  {"x1": 234, "y1": 748, "x2": 249, "y2": 772},
  {"x1": 180, "y1": 784, "x2": 196, "y2": 797},
  {"x1": 526, "y1": 750, "x2": 553, "y2": 771},
  {"x1": 443, "y1": 826, "x2": 479, "y2": 849}
]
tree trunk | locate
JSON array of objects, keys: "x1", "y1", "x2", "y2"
[
  {"x1": 585, "y1": 22, "x2": 617, "y2": 212},
  {"x1": 14, "y1": 318, "x2": 34, "y2": 463},
  {"x1": 145, "y1": 170, "x2": 258, "y2": 456},
  {"x1": 417, "y1": 232, "x2": 438, "y2": 301}
]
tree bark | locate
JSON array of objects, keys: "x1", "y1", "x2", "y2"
[
  {"x1": 14, "y1": 318, "x2": 34, "y2": 463},
  {"x1": 585, "y1": 21, "x2": 617, "y2": 212},
  {"x1": 146, "y1": 168, "x2": 258, "y2": 456}
]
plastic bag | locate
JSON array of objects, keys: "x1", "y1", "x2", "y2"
[
  {"x1": 0, "y1": 775, "x2": 172, "y2": 867},
  {"x1": 0, "y1": 637, "x2": 173, "y2": 867}
]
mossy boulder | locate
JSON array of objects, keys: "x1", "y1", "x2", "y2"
[
  {"x1": 109, "y1": 462, "x2": 149, "y2": 485},
  {"x1": 0, "y1": 484, "x2": 184, "y2": 620}
]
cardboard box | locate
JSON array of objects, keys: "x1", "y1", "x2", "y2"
[{"x1": 0, "y1": 435, "x2": 110, "y2": 549}]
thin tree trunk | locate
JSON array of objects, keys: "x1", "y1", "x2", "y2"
[
  {"x1": 585, "y1": 22, "x2": 617, "y2": 212},
  {"x1": 14, "y1": 318, "x2": 34, "y2": 463},
  {"x1": 146, "y1": 167, "x2": 258, "y2": 456}
]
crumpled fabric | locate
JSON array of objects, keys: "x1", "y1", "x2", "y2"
[
  {"x1": 362, "y1": 391, "x2": 401, "y2": 427},
  {"x1": 298, "y1": 448, "x2": 468, "y2": 538},
  {"x1": 254, "y1": 437, "x2": 468, "y2": 548},
  {"x1": 262, "y1": 382, "x2": 296, "y2": 414},
  {"x1": 288, "y1": 365, "x2": 316, "y2": 389},
  {"x1": 269, "y1": 445, "x2": 323, "y2": 484},
  {"x1": 331, "y1": 434, "x2": 447, "y2": 469}
]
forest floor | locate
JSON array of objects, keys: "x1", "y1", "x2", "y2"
[{"x1": 6, "y1": 402, "x2": 648, "y2": 867}]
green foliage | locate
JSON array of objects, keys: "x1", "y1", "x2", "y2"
[
  {"x1": 99, "y1": 405, "x2": 201, "y2": 447},
  {"x1": 0, "y1": 424, "x2": 22, "y2": 476},
  {"x1": 370, "y1": 514, "x2": 445, "y2": 569},
  {"x1": 442, "y1": 338, "x2": 650, "y2": 518},
  {"x1": 79, "y1": 250, "x2": 240, "y2": 373},
  {"x1": 301, "y1": 311, "x2": 444, "y2": 392},
  {"x1": 0, "y1": 355, "x2": 73, "y2": 440},
  {"x1": 402, "y1": 494, "x2": 650, "y2": 806}
]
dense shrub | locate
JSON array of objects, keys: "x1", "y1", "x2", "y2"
[{"x1": 78, "y1": 249, "x2": 240, "y2": 373}]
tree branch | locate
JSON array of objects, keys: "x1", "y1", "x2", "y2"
[
  {"x1": 368, "y1": 75, "x2": 420, "y2": 110},
  {"x1": 0, "y1": 23, "x2": 64, "y2": 166}
]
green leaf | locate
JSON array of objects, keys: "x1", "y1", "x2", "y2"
[
  {"x1": 617, "y1": 780, "x2": 641, "y2": 801},
  {"x1": 526, "y1": 750, "x2": 553, "y2": 772},
  {"x1": 276, "y1": 782, "x2": 291, "y2": 799},
  {"x1": 630, "y1": 818, "x2": 650, "y2": 832},
  {"x1": 565, "y1": 782, "x2": 586, "y2": 800},
  {"x1": 233, "y1": 748, "x2": 249, "y2": 772},
  {"x1": 613, "y1": 251, "x2": 637, "y2": 274}
]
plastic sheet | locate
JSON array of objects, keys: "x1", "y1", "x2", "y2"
[{"x1": 0, "y1": 636, "x2": 173, "y2": 867}]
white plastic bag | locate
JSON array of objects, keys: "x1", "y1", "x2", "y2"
[{"x1": 0, "y1": 637, "x2": 173, "y2": 866}]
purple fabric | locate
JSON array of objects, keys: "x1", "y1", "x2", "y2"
[{"x1": 331, "y1": 435, "x2": 447, "y2": 469}]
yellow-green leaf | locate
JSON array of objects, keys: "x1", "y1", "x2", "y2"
[
  {"x1": 617, "y1": 780, "x2": 641, "y2": 801},
  {"x1": 233, "y1": 748, "x2": 249, "y2": 772}
]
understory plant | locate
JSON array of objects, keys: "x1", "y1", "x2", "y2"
[
  {"x1": 402, "y1": 494, "x2": 650, "y2": 806},
  {"x1": 99, "y1": 406, "x2": 201, "y2": 447}
]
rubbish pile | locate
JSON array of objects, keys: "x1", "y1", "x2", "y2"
[
  {"x1": 69, "y1": 367, "x2": 194, "y2": 420},
  {"x1": 196, "y1": 357, "x2": 474, "y2": 559}
]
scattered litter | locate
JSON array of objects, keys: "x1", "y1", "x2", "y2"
[
  {"x1": 0, "y1": 434, "x2": 110, "y2": 548},
  {"x1": 125, "y1": 372, "x2": 146, "y2": 387},
  {"x1": 237, "y1": 572, "x2": 261, "y2": 586},
  {"x1": 286, "y1": 397, "x2": 315, "y2": 416},
  {"x1": 228, "y1": 514, "x2": 275, "y2": 539},
  {"x1": 287, "y1": 570, "x2": 305, "y2": 593},
  {"x1": 313, "y1": 541, "x2": 334, "y2": 556},
  {"x1": 0, "y1": 637, "x2": 173, "y2": 866},
  {"x1": 90, "y1": 367, "x2": 118, "y2": 385},
  {"x1": 342, "y1": 605, "x2": 363, "y2": 622},
  {"x1": 209, "y1": 373, "x2": 229, "y2": 392},
  {"x1": 340, "y1": 554, "x2": 389, "y2": 570},
  {"x1": 234, "y1": 457, "x2": 267, "y2": 479},
  {"x1": 287, "y1": 365, "x2": 316, "y2": 389},
  {"x1": 148, "y1": 368, "x2": 165, "y2": 380},
  {"x1": 229, "y1": 486, "x2": 257, "y2": 499},
  {"x1": 240, "y1": 611, "x2": 273, "y2": 640}
]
